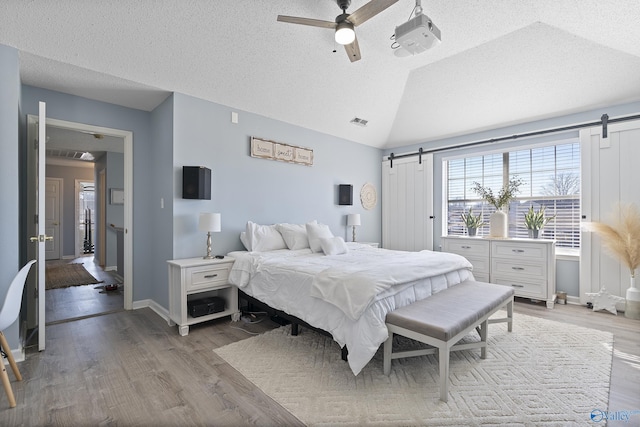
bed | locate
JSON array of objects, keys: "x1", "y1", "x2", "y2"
[{"x1": 227, "y1": 222, "x2": 474, "y2": 376}]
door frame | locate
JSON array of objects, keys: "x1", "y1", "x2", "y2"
[{"x1": 29, "y1": 115, "x2": 134, "y2": 310}]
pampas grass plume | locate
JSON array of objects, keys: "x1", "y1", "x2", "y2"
[{"x1": 586, "y1": 203, "x2": 640, "y2": 277}]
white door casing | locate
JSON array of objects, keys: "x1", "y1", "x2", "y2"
[
  {"x1": 580, "y1": 119, "x2": 640, "y2": 307},
  {"x1": 382, "y1": 153, "x2": 434, "y2": 251},
  {"x1": 37, "y1": 102, "x2": 47, "y2": 351}
]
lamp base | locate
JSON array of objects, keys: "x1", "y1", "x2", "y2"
[{"x1": 203, "y1": 232, "x2": 214, "y2": 259}]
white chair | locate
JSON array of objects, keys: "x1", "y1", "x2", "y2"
[{"x1": 0, "y1": 260, "x2": 36, "y2": 408}]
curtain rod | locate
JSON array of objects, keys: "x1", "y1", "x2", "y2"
[{"x1": 387, "y1": 113, "x2": 640, "y2": 167}]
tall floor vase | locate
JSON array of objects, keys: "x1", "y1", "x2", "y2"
[
  {"x1": 626, "y1": 275, "x2": 640, "y2": 320},
  {"x1": 489, "y1": 209, "x2": 508, "y2": 238}
]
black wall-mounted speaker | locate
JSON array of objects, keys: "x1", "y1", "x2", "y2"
[
  {"x1": 183, "y1": 166, "x2": 211, "y2": 199},
  {"x1": 338, "y1": 184, "x2": 353, "y2": 205}
]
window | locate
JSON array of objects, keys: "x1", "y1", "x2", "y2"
[{"x1": 446, "y1": 141, "x2": 580, "y2": 249}]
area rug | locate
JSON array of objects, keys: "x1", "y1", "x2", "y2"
[
  {"x1": 45, "y1": 262, "x2": 103, "y2": 290},
  {"x1": 214, "y1": 313, "x2": 613, "y2": 426}
]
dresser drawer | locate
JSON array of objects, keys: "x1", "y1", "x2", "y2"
[
  {"x1": 465, "y1": 255, "x2": 490, "y2": 275},
  {"x1": 491, "y1": 241, "x2": 547, "y2": 261},
  {"x1": 186, "y1": 264, "x2": 230, "y2": 292},
  {"x1": 442, "y1": 238, "x2": 490, "y2": 258},
  {"x1": 493, "y1": 277, "x2": 547, "y2": 299},
  {"x1": 491, "y1": 259, "x2": 546, "y2": 281}
]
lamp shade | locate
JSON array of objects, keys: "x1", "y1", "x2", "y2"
[
  {"x1": 199, "y1": 212, "x2": 221, "y2": 232},
  {"x1": 347, "y1": 214, "x2": 361, "y2": 227}
]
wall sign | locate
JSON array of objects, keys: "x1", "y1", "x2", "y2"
[{"x1": 250, "y1": 136, "x2": 313, "y2": 166}]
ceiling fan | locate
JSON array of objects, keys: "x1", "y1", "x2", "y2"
[{"x1": 277, "y1": 0, "x2": 400, "y2": 62}]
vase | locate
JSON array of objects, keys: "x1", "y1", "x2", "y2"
[
  {"x1": 528, "y1": 229, "x2": 539, "y2": 239},
  {"x1": 625, "y1": 275, "x2": 640, "y2": 320},
  {"x1": 467, "y1": 227, "x2": 477, "y2": 237},
  {"x1": 489, "y1": 209, "x2": 508, "y2": 238}
]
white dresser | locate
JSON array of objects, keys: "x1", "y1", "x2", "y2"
[
  {"x1": 441, "y1": 236, "x2": 556, "y2": 308},
  {"x1": 167, "y1": 257, "x2": 240, "y2": 336}
]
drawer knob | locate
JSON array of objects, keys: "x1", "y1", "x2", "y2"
[
  {"x1": 512, "y1": 249, "x2": 525, "y2": 253},
  {"x1": 510, "y1": 284, "x2": 524, "y2": 288},
  {"x1": 204, "y1": 274, "x2": 218, "y2": 279},
  {"x1": 461, "y1": 245, "x2": 471, "y2": 249},
  {"x1": 511, "y1": 267, "x2": 525, "y2": 271}
]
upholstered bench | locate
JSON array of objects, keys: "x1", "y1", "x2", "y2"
[{"x1": 383, "y1": 280, "x2": 514, "y2": 402}]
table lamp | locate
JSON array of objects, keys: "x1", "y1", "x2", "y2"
[
  {"x1": 199, "y1": 213, "x2": 221, "y2": 259},
  {"x1": 347, "y1": 213, "x2": 361, "y2": 242}
]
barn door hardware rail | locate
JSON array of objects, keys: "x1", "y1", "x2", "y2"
[{"x1": 386, "y1": 112, "x2": 640, "y2": 167}]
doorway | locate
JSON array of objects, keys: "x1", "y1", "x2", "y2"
[{"x1": 25, "y1": 116, "x2": 134, "y2": 342}]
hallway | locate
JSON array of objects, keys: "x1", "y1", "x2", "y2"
[{"x1": 45, "y1": 256, "x2": 123, "y2": 324}]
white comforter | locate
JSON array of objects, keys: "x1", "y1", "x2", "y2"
[{"x1": 228, "y1": 243, "x2": 473, "y2": 375}]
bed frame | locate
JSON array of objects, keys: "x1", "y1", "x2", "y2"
[{"x1": 239, "y1": 289, "x2": 349, "y2": 361}]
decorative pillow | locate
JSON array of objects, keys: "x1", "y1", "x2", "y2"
[
  {"x1": 245, "y1": 221, "x2": 287, "y2": 252},
  {"x1": 239, "y1": 232, "x2": 250, "y2": 251},
  {"x1": 306, "y1": 222, "x2": 334, "y2": 253},
  {"x1": 276, "y1": 221, "x2": 315, "y2": 250},
  {"x1": 320, "y1": 236, "x2": 349, "y2": 256}
]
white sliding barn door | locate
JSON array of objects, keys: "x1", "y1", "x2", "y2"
[
  {"x1": 580, "y1": 119, "x2": 640, "y2": 305},
  {"x1": 382, "y1": 154, "x2": 434, "y2": 251}
]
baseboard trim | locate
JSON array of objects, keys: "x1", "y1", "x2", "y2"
[{"x1": 133, "y1": 299, "x2": 170, "y2": 323}]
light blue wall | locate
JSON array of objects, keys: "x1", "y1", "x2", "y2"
[
  {"x1": 21, "y1": 85, "x2": 156, "y2": 302},
  {"x1": 46, "y1": 164, "x2": 94, "y2": 257},
  {"x1": 149, "y1": 94, "x2": 174, "y2": 307},
  {"x1": 171, "y1": 92, "x2": 383, "y2": 262},
  {"x1": 0, "y1": 44, "x2": 22, "y2": 349},
  {"x1": 384, "y1": 100, "x2": 640, "y2": 296}
]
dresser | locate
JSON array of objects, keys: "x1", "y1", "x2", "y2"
[
  {"x1": 441, "y1": 236, "x2": 556, "y2": 308},
  {"x1": 167, "y1": 257, "x2": 240, "y2": 336}
]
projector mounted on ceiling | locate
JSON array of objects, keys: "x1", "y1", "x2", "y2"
[{"x1": 393, "y1": 0, "x2": 440, "y2": 56}]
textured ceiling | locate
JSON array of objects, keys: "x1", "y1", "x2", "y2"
[{"x1": 2, "y1": 0, "x2": 639, "y2": 149}]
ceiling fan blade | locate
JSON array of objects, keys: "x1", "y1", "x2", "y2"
[
  {"x1": 277, "y1": 15, "x2": 337, "y2": 29},
  {"x1": 348, "y1": 0, "x2": 400, "y2": 26},
  {"x1": 344, "y1": 36, "x2": 362, "y2": 62}
]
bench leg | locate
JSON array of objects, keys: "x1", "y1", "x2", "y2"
[
  {"x1": 480, "y1": 319, "x2": 488, "y2": 359},
  {"x1": 507, "y1": 299, "x2": 513, "y2": 332},
  {"x1": 438, "y1": 346, "x2": 450, "y2": 402},
  {"x1": 383, "y1": 334, "x2": 393, "y2": 375}
]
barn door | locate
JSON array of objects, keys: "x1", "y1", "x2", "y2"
[{"x1": 382, "y1": 154, "x2": 433, "y2": 251}]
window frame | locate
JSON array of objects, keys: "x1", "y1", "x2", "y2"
[{"x1": 442, "y1": 138, "x2": 581, "y2": 254}]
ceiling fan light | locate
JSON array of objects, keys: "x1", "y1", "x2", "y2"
[{"x1": 335, "y1": 21, "x2": 355, "y2": 45}]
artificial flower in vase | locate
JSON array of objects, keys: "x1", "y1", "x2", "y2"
[
  {"x1": 460, "y1": 208, "x2": 485, "y2": 236},
  {"x1": 524, "y1": 205, "x2": 555, "y2": 239},
  {"x1": 472, "y1": 177, "x2": 522, "y2": 238},
  {"x1": 586, "y1": 203, "x2": 640, "y2": 319}
]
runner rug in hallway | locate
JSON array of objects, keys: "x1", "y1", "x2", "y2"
[
  {"x1": 45, "y1": 262, "x2": 103, "y2": 290},
  {"x1": 214, "y1": 313, "x2": 612, "y2": 426}
]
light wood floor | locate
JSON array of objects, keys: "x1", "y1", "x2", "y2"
[
  {"x1": 3, "y1": 299, "x2": 639, "y2": 425},
  {"x1": 45, "y1": 256, "x2": 123, "y2": 324}
]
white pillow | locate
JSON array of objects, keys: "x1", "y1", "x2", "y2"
[
  {"x1": 246, "y1": 221, "x2": 287, "y2": 252},
  {"x1": 239, "y1": 232, "x2": 250, "y2": 251},
  {"x1": 306, "y1": 222, "x2": 334, "y2": 253},
  {"x1": 320, "y1": 236, "x2": 349, "y2": 256},
  {"x1": 276, "y1": 221, "x2": 316, "y2": 250}
]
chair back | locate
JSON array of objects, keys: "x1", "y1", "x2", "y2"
[{"x1": 0, "y1": 260, "x2": 36, "y2": 331}]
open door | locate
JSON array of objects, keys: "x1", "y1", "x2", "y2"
[{"x1": 27, "y1": 102, "x2": 49, "y2": 351}]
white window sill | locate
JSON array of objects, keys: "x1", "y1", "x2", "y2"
[{"x1": 556, "y1": 247, "x2": 579, "y2": 261}]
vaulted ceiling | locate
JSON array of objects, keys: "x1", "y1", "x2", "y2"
[{"x1": 2, "y1": 0, "x2": 639, "y2": 149}]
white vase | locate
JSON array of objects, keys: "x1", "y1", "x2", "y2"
[
  {"x1": 625, "y1": 275, "x2": 640, "y2": 320},
  {"x1": 489, "y1": 209, "x2": 508, "y2": 238}
]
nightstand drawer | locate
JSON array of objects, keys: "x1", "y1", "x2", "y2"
[{"x1": 187, "y1": 265, "x2": 230, "y2": 292}]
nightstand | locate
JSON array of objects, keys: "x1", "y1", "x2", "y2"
[{"x1": 167, "y1": 257, "x2": 239, "y2": 336}]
